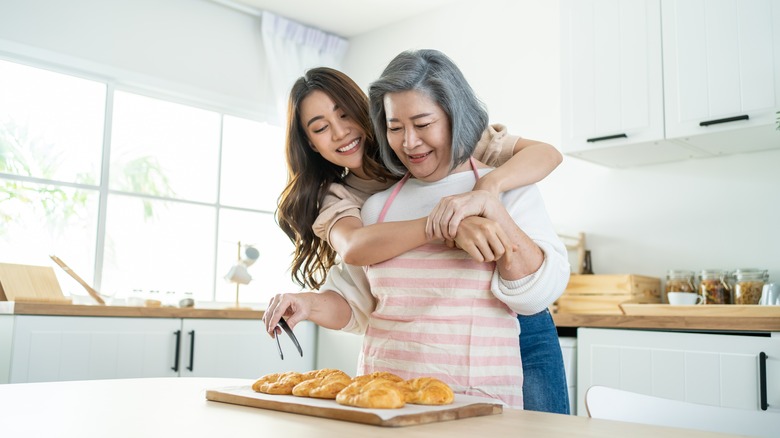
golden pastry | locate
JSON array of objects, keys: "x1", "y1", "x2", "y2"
[
  {"x1": 292, "y1": 369, "x2": 352, "y2": 399},
  {"x1": 252, "y1": 371, "x2": 305, "y2": 395},
  {"x1": 335, "y1": 377, "x2": 406, "y2": 409},
  {"x1": 403, "y1": 377, "x2": 454, "y2": 405},
  {"x1": 351, "y1": 371, "x2": 404, "y2": 385}
]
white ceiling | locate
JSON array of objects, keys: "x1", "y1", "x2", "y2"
[{"x1": 223, "y1": 0, "x2": 459, "y2": 38}]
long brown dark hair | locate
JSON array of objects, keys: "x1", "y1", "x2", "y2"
[{"x1": 276, "y1": 67, "x2": 394, "y2": 290}]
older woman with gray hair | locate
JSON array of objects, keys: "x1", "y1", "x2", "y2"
[{"x1": 356, "y1": 48, "x2": 570, "y2": 408}]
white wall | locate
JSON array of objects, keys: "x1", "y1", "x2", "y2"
[
  {"x1": 343, "y1": 0, "x2": 780, "y2": 284},
  {"x1": 1, "y1": 0, "x2": 778, "y2": 284},
  {"x1": 0, "y1": 0, "x2": 274, "y2": 120}
]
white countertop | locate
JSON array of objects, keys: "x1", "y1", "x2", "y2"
[{"x1": 0, "y1": 377, "x2": 733, "y2": 437}]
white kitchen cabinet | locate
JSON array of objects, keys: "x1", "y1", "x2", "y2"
[
  {"x1": 560, "y1": 336, "x2": 578, "y2": 415},
  {"x1": 6, "y1": 315, "x2": 315, "y2": 383},
  {"x1": 178, "y1": 318, "x2": 314, "y2": 378},
  {"x1": 0, "y1": 315, "x2": 13, "y2": 384},
  {"x1": 576, "y1": 328, "x2": 780, "y2": 417},
  {"x1": 9, "y1": 315, "x2": 181, "y2": 383},
  {"x1": 561, "y1": 0, "x2": 780, "y2": 167},
  {"x1": 315, "y1": 327, "x2": 363, "y2": 377},
  {"x1": 561, "y1": 0, "x2": 709, "y2": 167},
  {"x1": 662, "y1": 0, "x2": 780, "y2": 156}
]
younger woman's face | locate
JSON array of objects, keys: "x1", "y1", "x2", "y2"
[
  {"x1": 383, "y1": 90, "x2": 459, "y2": 182},
  {"x1": 299, "y1": 90, "x2": 367, "y2": 177}
]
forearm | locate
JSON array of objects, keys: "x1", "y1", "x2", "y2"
[
  {"x1": 482, "y1": 200, "x2": 544, "y2": 280},
  {"x1": 304, "y1": 290, "x2": 353, "y2": 330},
  {"x1": 491, "y1": 241, "x2": 572, "y2": 315},
  {"x1": 496, "y1": 224, "x2": 544, "y2": 281},
  {"x1": 475, "y1": 141, "x2": 562, "y2": 195},
  {"x1": 332, "y1": 217, "x2": 430, "y2": 266}
]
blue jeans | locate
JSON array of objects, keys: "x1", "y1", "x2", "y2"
[{"x1": 518, "y1": 309, "x2": 570, "y2": 414}]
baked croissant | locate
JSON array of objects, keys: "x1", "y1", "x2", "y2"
[
  {"x1": 292, "y1": 369, "x2": 352, "y2": 399},
  {"x1": 299, "y1": 368, "x2": 342, "y2": 381},
  {"x1": 335, "y1": 377, "x2": 406, "y2": 409},
  {"x1": 351, "y1": 371, "x2": 404, "y2": 385},
  {"x1": 402, "y1": 377, "x2": 454, "y2": 405},
  {"x1": 252, "y1": 371, "x2": 305, "y2": 395}
]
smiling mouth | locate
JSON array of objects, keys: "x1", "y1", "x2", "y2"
[
  {"x1": 407, "y1": 151, "x2": 432, "y2": 162},
  {"x1": 337, "y1": 138, "x2": 360, "y2": 153}
]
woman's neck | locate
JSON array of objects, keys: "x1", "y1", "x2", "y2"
[{"x1": 348, "y1": 166, "x2": 370, "y2": 180}]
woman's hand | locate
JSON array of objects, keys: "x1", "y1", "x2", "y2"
[
  {"x1": 263, "y1": 292, "x2": 312, "y2": 337},
  {"x1": 451, "y1": 216, "x2": 515, "y2": 267},
  {"x1": 426, "y1": 190, "x2": 497, "y2": 240}
]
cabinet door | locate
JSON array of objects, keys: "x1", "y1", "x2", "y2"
[
  {"x1": 179, "y1": 319, "x2": 315, "y2": 378},
  {"x1": 0, "y1": 315, "x2": 13, "y2": 384},
  {"x1": 316, "y1": 327, "x2": 363, "y2": 377},
  {"x1": 576, "y1": 328, "x2": 780, "y2": 416},
  {"x1": 561, "y1": 0, "x2": 666, "y2": 156},
  {"x1": 662, "y1": 0, "x2": 780, "y2": 149},
  {"x1": 10, "y1": 315, "x2": 181, "y2": 383}
]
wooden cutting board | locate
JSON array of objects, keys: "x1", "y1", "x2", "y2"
[
  {"x1": 0, "y1": 263, "x2": 71, "y2": 304},
  {"x1": 206, "y1": 385, "x2": 502, "y2": 427}
]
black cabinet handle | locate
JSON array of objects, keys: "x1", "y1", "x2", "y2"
[
  {"x1": 172, "y1": 330, "x2": 181, "y2": 372},
  {"x1": 699, "y1": 114, "x2": 749, "y2": 126},
  {"x1": 759, "y1": 352, "x2": 768, "y2": 411},
  {"x1": 586, "y1": 133, "x2": 627, "y2": 142},
  {"x1": 187, "y1": 330, "x2": 195, "y2": 372}
]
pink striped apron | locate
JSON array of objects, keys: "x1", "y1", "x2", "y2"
[{"x1": 359, "y1": 158, "x2": 523, "y2": 408}]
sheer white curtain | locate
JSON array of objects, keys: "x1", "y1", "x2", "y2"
[{"x1": 261, "y1": 12, "x2": 349, "y2": 115}]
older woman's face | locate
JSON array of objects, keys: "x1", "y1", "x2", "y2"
[{"x1": 383, "y1": 90, "x2": 453, "y2": 182}]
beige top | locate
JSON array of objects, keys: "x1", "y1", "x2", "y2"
[{"x1": 312, "y1": 124, "x2": 519, "y2": 243}]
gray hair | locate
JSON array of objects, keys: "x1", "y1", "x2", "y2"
[{"x1": 368, "y1": 49, "x2": 489, "y2": 176}]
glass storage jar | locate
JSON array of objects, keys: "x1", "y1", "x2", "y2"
[
  {"x1": 732, "y1": 269, "x2": 768, "y2": 304},
  {"x1": 698, "y1": 269, "x2": 731, "y2": 304},
  {"x1": 665, "y1": 270, "x2": 696, "y2": 302}
]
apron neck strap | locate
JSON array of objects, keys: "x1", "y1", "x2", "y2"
[{"x1": 377, "y1": 158, "x2": 480, "y2": 224}]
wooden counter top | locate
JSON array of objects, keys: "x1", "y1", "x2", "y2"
[
  {"x1": 4, "y1": 302, "x2": 778, "y2": 332},
  {"x1": 553, "y1": 311, "x2": 780, "y2": 332},
  {"x1": 2, "y1": 302, "x2": 263, "y2": 319}
]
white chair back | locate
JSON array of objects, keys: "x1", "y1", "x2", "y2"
[{"x1": 585, "y1": 385, "x2": 780, "y2": 438}]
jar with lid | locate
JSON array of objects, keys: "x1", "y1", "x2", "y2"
[
  {"x1": 732, "y1": 269, "x2": 768, "y2": 304},
  {"x1": 698, "y1": 269, "x2": 731, "y2": 304},
  {"x1": 665, "y1": 270, "x2": 696, "y2": 302}
]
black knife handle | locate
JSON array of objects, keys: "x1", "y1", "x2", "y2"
[
  {"x1": 759, "y1": 352, "x2": 768, "y2": 411},
  {"x1": 586, "y1": 133, "x2": 627, "y2": 142},
  {"x1": 187, "y1": 330, "x2": 195, "y2": 372},
  {"x1": 699, "y1": 114, "x2": 749, "y2": 126},
  {"x1": 172, "y1": 330, "x2": 181, "y2": 372}
]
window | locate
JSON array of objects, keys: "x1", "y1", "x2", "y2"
[{"x1": 0, "y1": 58, "x2": 298, "y2": 305}]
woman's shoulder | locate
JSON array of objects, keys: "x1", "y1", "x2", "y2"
[{"x1": 473, "y1": 123, "x2": 521, "y2": 167}]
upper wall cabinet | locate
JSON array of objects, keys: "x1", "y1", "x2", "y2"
[
  {"x1": 561, "y1": 0, "x2": 780, "y2": 167},
  {"x1": 662, "y1": 0, "x2": 780, "y2": 155}
]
